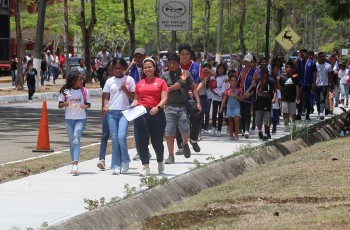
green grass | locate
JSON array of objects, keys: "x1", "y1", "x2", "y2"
[
  {"x1": 141, "y1": 136, "x2": 350, "y2": 229},
  {"x1": 0, "y1": 139, "x2": 135, "y2": 184}
]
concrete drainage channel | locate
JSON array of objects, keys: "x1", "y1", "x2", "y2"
[{"x1": 47, "y1": 112, "x2": 348, "y2": 230}]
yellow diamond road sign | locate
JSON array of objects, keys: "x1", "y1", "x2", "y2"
[{"x1": 276, "y1": 26, "x2": 301, "y2": 51}]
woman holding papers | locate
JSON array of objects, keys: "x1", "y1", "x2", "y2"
[
  {"x1": 102, "y1": 58, "x2": 135, "y2": 175},
  {"x1": 130, "y1": 57, "x2": 168, "y2": 176}
]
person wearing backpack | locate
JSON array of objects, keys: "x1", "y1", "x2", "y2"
[
  {"x1": 58, "y1": 71, "x2": 91, "y2": 176},
  {"x1": 161, "y1": 53, "x2": 200, "y2": 164},
  {"x1": 24, "y1": 60, "x2": 37, "y2": 103},
  {"x1": 237, "y1": 54, "x2": 259, "y2": 139}
]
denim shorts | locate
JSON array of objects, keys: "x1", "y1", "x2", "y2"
[{"x1": 165, "y1": 105, "x2": 190, "y2": 136}]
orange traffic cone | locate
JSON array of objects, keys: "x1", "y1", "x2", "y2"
[{"x1": 33, "y1": 100, "x2": 54, "y2": 152}]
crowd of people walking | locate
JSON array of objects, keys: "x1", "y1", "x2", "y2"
[{"x1": 55, "y1": 45, "x2": 349, "y2": 176}]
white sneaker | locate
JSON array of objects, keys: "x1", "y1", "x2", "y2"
[
  {"x1": 112, "y1": 167, "x2": 121, "y2": 175},
  {"x1": 29, "y1": 100, "x2": 32, "y2": 103},
  {"x1": 216, "y1": 130, "x2": 222, "y2": 137},
  {"x1": 211, "y1": 127, "x2": 216, "y2": 135},
  {"x1": 158, "y1": 162, "x2": 164, "y2": 174},
  {"x1": 139, "y1": 167, "x2": 150, "y2": 177},
  {"x1": 121, "y1": 162, "x2": 129, "y2": 173},
  {"x1": 320, "y1": 113, "x2": 325, "y2": 120},
  {"x1": 244, "y1": 131, "x2": 249, "y2": 139},
  {"x1": 71, "y1": 165, "x2": 78, "y2": 176},
  {"x1": 97, "y1": 160, "x2": 105, "y2": 170}
]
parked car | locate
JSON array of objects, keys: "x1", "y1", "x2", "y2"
[
  {"x1": 69, "y1": 57, "x2": 81, "y2": 70},
  {"x1": 0, "y1": 62, "x2": 11, "y2": 76}
]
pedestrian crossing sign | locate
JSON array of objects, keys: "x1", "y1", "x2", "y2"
[{"x1": 276, "y1": 26, "x2": 301, "y2": 51}]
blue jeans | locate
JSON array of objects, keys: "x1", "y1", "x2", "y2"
[
  {"x1": 51, "y1": 66, "x2": 59, "y2": 83},
  {"x1": 315, "y1": 86, "x2": 328, "y2": 113},
  {"x1": 27, "y1": 82, "x2": 36, "y2": 100},
  {"x1": 340, "y1": 83, "x2": 349, "y2": 100},
  {"x1": 65, "y1": 119, "x2": 86, "y2": 162},
  {"x1": 204, "y1": 98, "x2": 212, "y2": 130},
  {"x1": 108, "y1": 110, "x2": 129, "y2": 169},
  {"x1": 272, "y1": 109, "x2": 280, "y2": 132},
  {"x1": 40, "y1": 71, "x2": 47, "y2": 86},
  {"x1": 99, "y1": 113, "x2": 110, "y2": 161},
  {"x1": 199, "y1": 95, "x2": 207, "y2": 130},
  {"x1": 47, "y1": 65, "x2": 51, "y2": 81},
  {"x1": 11, "y1": 70, "x2": 17, "y2": 83}
]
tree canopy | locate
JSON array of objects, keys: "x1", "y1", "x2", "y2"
[{"x1": 10, "y1": 0, "x2": 350, "y2": 59}]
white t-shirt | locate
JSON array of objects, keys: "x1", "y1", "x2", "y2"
[
  {"x1": 272, "y1": 89, "x2": 281, "y2": 110},
  {"x1": 97, "y1": 51, "x2": 111, "y2": 68},
  {"x1": 51, "y1": 56, "x2": 59, "y2": 68},
  {"x1": 338, "y1": 69, "x2": 349, "y2": 84},
  {"x1": 316, "y1": 62, "x2": 332, "y2": 86},
  {"x1": 59, "y1": 88, "x2": 91, "y2": 120},
  {"x1": 103, "y1": 75, "x2": 135, "y2": 110},
  {"x1": 211, "y1": 75, "x2": 228, "y2": 101},
  {"x1": 114, "y1": 52, "x2": 122, "y2": 59},
  {"x1": 206, "y1": 76, "x2": 214, "y2": 99}
]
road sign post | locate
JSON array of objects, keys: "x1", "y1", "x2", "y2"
[
  {"x1": 275, "y1": 26, "x2": 301, "y2": 51},
  {"x1": 159, "y1": 0, "x2": 191, "y2": 53}
]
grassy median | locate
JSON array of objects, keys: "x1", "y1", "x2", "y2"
[{"x1": 0, "y1": 139, "x2": 136, "y2": 184}]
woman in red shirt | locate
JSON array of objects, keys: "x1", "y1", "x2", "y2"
[
  {"x1": 130, "y1": 57, "x2": 168, "y2": 176},
  {"x1": 59, "y1": 53, "x2": 66, "y2": 69}
]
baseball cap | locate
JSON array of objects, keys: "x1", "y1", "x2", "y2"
[
  {"x1": 134, "y1": 48, "x2": 146, "y2": 55},
  {"x1": 46, "y1": 50, "x2": 50, "y2": 53},
  {"x1": 243, "y1": 53, "x2": 253, "y2": 62}
]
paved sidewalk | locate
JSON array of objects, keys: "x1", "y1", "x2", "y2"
[
  {"x1": 0, "y1": 85, "x2": 345, "y2": 229},
  {"x1": 1, "y1": 127, "x2": 286, "y2": 229}
]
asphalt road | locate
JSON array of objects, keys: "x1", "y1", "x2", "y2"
[{"x1": 0, "y1": 97, "x2": 134, "y2": 165}]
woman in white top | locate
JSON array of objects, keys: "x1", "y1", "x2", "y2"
[
  {"x1": 210, "y1": 63, "x2": 228, "y2": 136},
  {"x1": 338, "y1": 61, "x2": 349, "y2": 107},
  {"x1": 102, "y1": 58, "x2": 135, "y2": 175},
  {"x1": 58, "y1": 71, "x2": 91, "y2": 175}
]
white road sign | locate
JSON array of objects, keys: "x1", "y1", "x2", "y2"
[{"x1": 159, "y1": 0, "x2": 190, "y2": 31}]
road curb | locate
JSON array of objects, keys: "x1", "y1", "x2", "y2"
[{"x1": 0, "y1": 88, "x2": 102, "y2": 103}]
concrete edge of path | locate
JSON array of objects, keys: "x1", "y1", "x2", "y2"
[
  {"x1": 46, "y1": 112, "x2": 348, "y2": 230},
  {"x1": 0, "y1": 88, "x2": 102, "y2": 103}
]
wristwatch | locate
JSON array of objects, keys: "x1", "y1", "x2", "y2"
[{"x1": 157, "y1": 106, "x2": 162, "y2": 110}]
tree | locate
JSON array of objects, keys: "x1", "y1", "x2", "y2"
[
  {"x1": 79, "y1": 0, "x2": 96, "y2": 83},
  {"x1": 325, "y1": 0, "x2": 350, "y2": 21},
  {"x1": 239, "y1": 0, "x2": 247, "y2": 56},
  {"x1": 64, "y1": 0, "x2": 70, "y2": 75},
  {"x1": 215, "y1": 0, "x2": 224, "y2": 63},
  {"x1": 124, "y1": 0, "x2": 136, "y2": 56},
  {"x1": 204, "y1": 0, "x2": 212, "y2": 57},
  {"x1": 227, "y1": 0, "x2": 234, "y2": 68},
  {"x1": 14, "y1": 0, "x2": 24, "y2": 90},
  {"x1": 34, "y1": 0, "x2": 47, "y2": 90}
]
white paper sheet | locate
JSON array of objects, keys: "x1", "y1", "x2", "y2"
[{"x1": 122, "y1": 105, "x2": 147, "y2": 121}]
